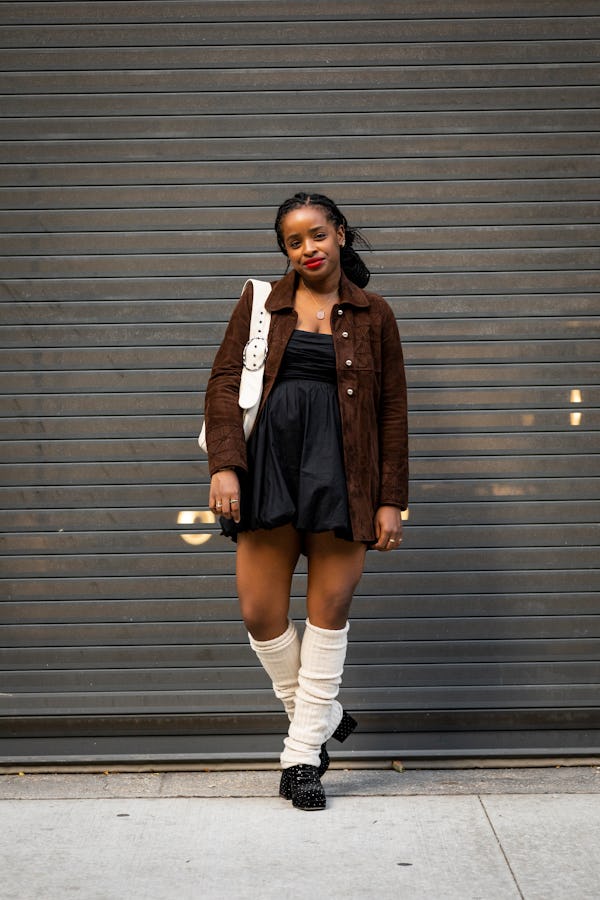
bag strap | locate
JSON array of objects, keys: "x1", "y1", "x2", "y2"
[
  {"x1": 238, "y1": 279, "x2": 272, "y2": 411},
  {"x1": 245, "y1": 278, "x2": 272, "y2": 343},
  {"x1": 199, "y1": 279, "x2": 272, "y2": 451}
]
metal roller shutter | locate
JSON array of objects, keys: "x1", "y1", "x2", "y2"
[{"x1": 1, "y1": 1, "x2": 599, "y2": 763}]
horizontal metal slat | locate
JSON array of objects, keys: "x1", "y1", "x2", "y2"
[
  {"x1": 3, "y1": 135, "x2": 599, "y2": 166},
  {"x1": 3, "y1": 592, "x2": 600, "y2": 625},
  {"x1": 4, "y1": 109, "x2": 600, "y2": 141},
  {"x1": 0, "y1": 346, "x2": 216, "y2": 370},
  {"x1": 3, "y1": 177, "x2": 600, "y2": 209},
  {"x1": 5, "y1": 86, "x2": 600, "y2": 118},
  {"x1": 2, "y1": 40, "x2": 598, "y2": 73},
  {"x1": 5, "y1": 660, "x2": 600, "y2": 693},
  {"x1": 406, "y1": 340, "x2": 600, "y2": 363},
  {"x1": 4, "y1": 684, "x2": 600, "y2": 717},
  {"x1": 4, "y1": 614, "x2": 600, "y2": 648},
  {"x1": 3, "y1": 569, "x2": 600, "y2": 602},
  {"x1": 2, "y1": 546, "x2": 598, "y2": 579},
  {"x1": 3, "y1": 18, "x2": 599, "y2": 49},
  {"x1": 3, "y1": 156, "x2": 600, "y2": 188},
  {"x1": 4, "y1": 637, "x2": 600, "y2": 670},
  {"x1": 4, "y1": 707, "x2": 599, "y2": 744},
  {"x1": 3, "y1": 724, "x2": 599, "y2": 760},
  {"x1": 5, "y1": 1, "x2": 597, "y2": 26},
  {"x1": 3, "y1": 62, "x2": 600, "y2": 94}
]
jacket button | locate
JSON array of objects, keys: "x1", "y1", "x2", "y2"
[
  {"x1": 342, "y1": 331, "x2": 349, "y2": 338},
  {"x1": 337, "y1": 308, "x2": 343, "y2": 316},
  {"x1": 347, "y1": 388, "x2": 354, "y2": 396},
  {"x1": 345, "y1": 359, "x2": 352, "y2": 367}
]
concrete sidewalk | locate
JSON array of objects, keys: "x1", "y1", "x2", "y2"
[{"x1": 2, "y1": 766, "x2": 599, "y2": 900}]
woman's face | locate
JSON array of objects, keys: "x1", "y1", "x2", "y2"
[{"x1": 279, "y1": 205, "x2": 345, "y2": 282}]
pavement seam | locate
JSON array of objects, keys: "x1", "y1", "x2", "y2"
[{"x1": 478, "y1": 795, "x2": 525, "y2": 900}]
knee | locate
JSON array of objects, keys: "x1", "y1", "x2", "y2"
[
  {"x1": 309, "y1": 588, "x2": 353, "y2": 631},
  {"x1": 315, "y1": 607, "x2": 351, "y2": 631},
  {"x1": 240, "y1": 603, "x2": 269, "y2": 639},
  {"x1": 239, "y1": 596, "x2": 288, "y2": 642}
]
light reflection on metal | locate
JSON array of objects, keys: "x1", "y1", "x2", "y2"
[
  {"x1": 490, "y1": 484, "x2": 526, "y2": 497},
  {"x1": 401, "y1": 508, "x2": 409, "y2": 521},
  {"x1": 521, "y1": 413, "x2": 535, "y2": 426},
  {"x1": 177, "y1": 510, "x2": 216, "y2": 546},
  {"x1": 569, "y1": 388, "x2": 583, "y2": 426}
]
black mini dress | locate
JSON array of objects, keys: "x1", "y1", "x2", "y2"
[{"x1": 220, "y1": 329, "x2": 353, "y2": 544}]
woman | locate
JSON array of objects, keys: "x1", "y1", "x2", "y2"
[{"x1": 204, "y1": 192, "x2": 408, "y2": 810}]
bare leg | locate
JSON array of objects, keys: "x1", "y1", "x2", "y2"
[
  {"x1": 236, "y1": 523, "x2": 301, "y2": 640},
  {"x1": 305, "y1": 531, "x2": 366, "y2": 629}
]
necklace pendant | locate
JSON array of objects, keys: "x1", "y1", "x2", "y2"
[{"x1": 316, "y1": 309, "x2": 325, "y2": 320}]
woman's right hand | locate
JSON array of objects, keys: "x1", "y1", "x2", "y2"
[{"x1": 209, "y1": 469, "x2": 241, "y2": 523}]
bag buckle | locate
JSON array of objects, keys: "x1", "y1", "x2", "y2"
[{"x1": 243, "y1": 336, "x2": 268, "y2": 371}]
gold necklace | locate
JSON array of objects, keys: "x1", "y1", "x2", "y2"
[{"x1": 302, "y1": 281, "x2": 339, "y2": 321}]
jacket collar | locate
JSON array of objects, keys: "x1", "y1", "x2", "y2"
[{"x1": 265, "y1": 269, "x2": 370, "y2": 312}]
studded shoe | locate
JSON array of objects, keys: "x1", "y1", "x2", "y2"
[
  {"x1": 284, "y1": 764, "x2": 326, "y2": 811},
  {"x1": 317, "y1": 710, "x2": 358, "y2": 778},
  {"x1": 330, "y1": 710, "x2": 358, "y2": 743},
  {"x1": 279, "y1": 711, "x2": 358, "y2": 799}
]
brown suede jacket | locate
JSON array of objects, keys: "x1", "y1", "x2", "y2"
[{"x1": 204, "y1": 270, "x2": 408, "y2": 542}]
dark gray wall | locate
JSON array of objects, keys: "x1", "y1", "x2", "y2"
[{"x1": 1, "y1": 1, "x2": 599, "y2": 762}]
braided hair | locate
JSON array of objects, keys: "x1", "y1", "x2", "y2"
[{"x1": 274, "y1": 191, "x2": 371, "y2": 288}]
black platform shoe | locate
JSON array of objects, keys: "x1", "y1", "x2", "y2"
[
  {"x1": 279, "y1": 711, "x2": 358, "y2": 799},
  {"x1": 318, "y1": 710, "x2": 358, "y2": 777},
  {"x1": 331, "y1": 710, "x2": 358, "y2": 743},
  {"x1": 284, "y1": 764, "x2": 326, "y2": 811}
]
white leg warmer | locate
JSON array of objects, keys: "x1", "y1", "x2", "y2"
[
  {"x1": 281, "y1": 618, "x2": 349, "y2": 769},
  {"x1": 248, "y1": 619, "x2": 300, "y2": 722}
]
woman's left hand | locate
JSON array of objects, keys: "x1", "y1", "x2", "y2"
[{"x1": 373, "y1": 505, "x2": 403, "y2": 552}]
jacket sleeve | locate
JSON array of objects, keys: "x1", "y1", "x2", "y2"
[
  {"x1": 203, "y1": 281, "x2": 253, "y2": 476},
  {"x1": 377, "y1": 301, "x2": 409, "y2": 509}
]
